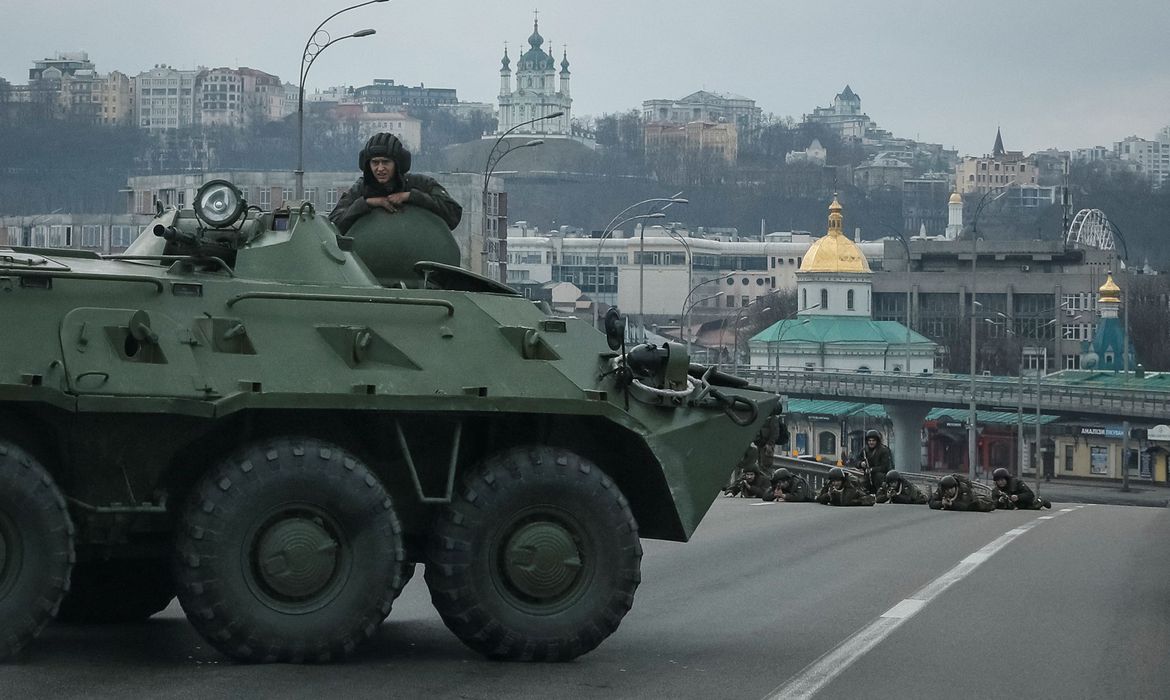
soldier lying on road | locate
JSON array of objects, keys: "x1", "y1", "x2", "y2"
[
  {"x1": 816, "y1": 467, "x2": 876, "y2": 506},
  {"x1": 928, "y1": 474, "x2": 995, "y2": 512},
  {"x1": 766, "y1": 468, "x2": 815, "y2": 502},
  {"x1": 876, "y1": 470, "x2": 928, "y2": 505},
  {"x1": 991, "y1": 467, "x2": 1053, "y2": 510}
]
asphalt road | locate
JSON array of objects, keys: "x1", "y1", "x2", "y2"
[{"x1": 3, "y1": 499, "x2": 1167, "y2": 700}]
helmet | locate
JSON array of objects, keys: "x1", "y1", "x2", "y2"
[
  {"x1": 359, "y1": 132, "x2": 412, "y2": 175},
  {"x1": 992, "y1": 467, "x2": 1010, "y2": 482},
  {"x1": 884, "y1": 470, "x2": 901, "y2": 485},
  {"x1": 772, "y1": 468, "x2": 792, "y2": 483},
  {"x1": 828, "y1": 467, "x2": 845, "y2": 481},
  {"x1": 865, "y1": 430, "x2": 882, "y2": 443},
  {"x1": 939, "y1": 475, "x2": 957, "y2": 490}
]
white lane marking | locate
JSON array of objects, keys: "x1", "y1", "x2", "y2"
[
  {"x1": 880, "y1": 599, "x2": 925, "y2": 619},
  {"x1": 1038, "y1": 516, "x2": 1055, "y2": 520},
  {"x1": 751, "y1": 502, "x2": 776, "y2": 507},
  {"x1": 764, "y1": 512, "x2": 1064, "y2": 700},
  {"x1": 1060, "y1": 508, "x2": 1076, "y2": 512}
]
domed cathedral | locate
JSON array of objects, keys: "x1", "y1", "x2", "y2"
[
  {"x1": 497, "y1": 12, "x2": 572, "y2": 136},
  {"x1": 748, "y1": 195, "x2": 935, "y2": 375},
  {"x1": 1080, "y1": 274, "x2": 1137, "y2": 371},
  {"x1": 796, "y1": 195, "x2": 872, "y2": 317}
]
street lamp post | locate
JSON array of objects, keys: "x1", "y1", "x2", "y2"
[
  {"x1": 636, "y1": 194, "x2": 688, "y2": 336},
  {"x1": 732, "y1": 301, "x2": 771, "y2": 375},
  {"x1": 296, "y1": 0, "x2": 387, "y2": 199},
  {"x1": 964, "y1": 185, "x2": 1008, "y2": 481},
  {"x1": 679, "y1": 272, "x2": 737, "y2": 353},
  {"x1": 591, "y1": 196, "x2": 685, "y2": 322},
  {"x1": 481, "y1": 111, "x2": 564, "y2": 281},
  {"x1": 682, "y1": 292, "x2": 723, "y2": 360},
  {"x1": 591, "y1": 212, "x2": 666, "y2": 328},
  {"x1": 1106, "y1": 220, "x2": 1133, "y2": 491}
]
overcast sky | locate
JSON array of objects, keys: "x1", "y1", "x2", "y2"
[{"x1": 3, "y1": 0, "x2": 1167, "y2": 155}]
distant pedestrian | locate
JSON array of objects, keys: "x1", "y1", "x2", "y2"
[{"x1": 991, "y1": 467, "x2": 1052, "y2": 510}]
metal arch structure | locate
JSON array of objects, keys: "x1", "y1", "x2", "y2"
[{"x1": 1066, "y1": 208, "x2": 1116, "y2": 251}]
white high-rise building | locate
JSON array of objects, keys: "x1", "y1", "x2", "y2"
[
  {"x1": 496, "y1": 16, "x2": 572, "y2": 136},
  {"x1": 1114, "y1": 134, "x2": 1170, "y2": 188},
  {"x1": 134, "y1": 65, "x2": 199, "y2": 131}
]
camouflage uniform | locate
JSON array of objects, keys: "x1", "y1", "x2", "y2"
[
  {"x1": 928, "y1": 474, "x2": 995, "y2": 512},
  {"x1": 859, "y1": 434, "x2": 894, "y2": 495},
  {"x1": 876, "y1": 477, "x2": 927, "y2": 505},
  {"x1": 992, "y1": 475, "x2": 1051, "y2": 510},
  {"x1": 816, "y1": 472, "x2": 876, "y2": 507},
  {"x1": 756, "y1": 416, "x2": 786, "y2": 473},
  {"x1": 768, "y1": 472, "x2": 815, "y2": 502},
  {"x1": 724, "y1": 443, "x2": 761, "y2": 496},
  {"x1": 329, "y1": 133, "x2": 463, "y2": 234},
  {"x1": 738, "y1": 470, "x2": 773, "y2": 500}
]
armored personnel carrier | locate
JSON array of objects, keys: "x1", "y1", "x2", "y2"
[{"x1": 0, "y1": 180, "x2": 779, "y2": 663}]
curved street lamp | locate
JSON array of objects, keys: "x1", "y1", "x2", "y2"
[
  {"x1": 590, "y1": 212, "x2": 666, "y2": 328},
  {"x1": 296, "y1": 0, "x2": 387, "y2": 199},
  {"x1": 481, "y1": 111, "x2": 564, "y2": 281},
  {"x1": 679, "y1": 271, "x2": 737, "y2": 353},
  {"x1": 732, "y1": 302, "x2": 772, "y2": 374}
]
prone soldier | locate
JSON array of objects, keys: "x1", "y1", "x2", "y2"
[
  {"x1": 928, "y1": 474, "x2": 995, "y2": 512},
  {"x1": 723, "y1": 441, "x2": 761, "y2": 496},
  {"x1": 991, "y1": 467, "x2": 1052, "y2": 510},
  {"x1": 816, "y1": 467, "x2": 876, "y2": 507},
  {"x1": 876, "y1": 469, "x2": 928, "y2": 505},
  {"x1": 768, "y1": 468, "x2": 815, "y2": 503}
]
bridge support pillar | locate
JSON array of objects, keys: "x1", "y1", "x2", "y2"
[{"x1": 886, "y1": 403, "x2": 930, "y2": 472}]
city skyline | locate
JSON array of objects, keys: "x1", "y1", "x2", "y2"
[{"x1": 2, "y1": 0, "x2": 1167, "y2": 156}]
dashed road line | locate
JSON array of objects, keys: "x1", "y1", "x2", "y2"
[{"x1": 763, "y1": 509, "x2": 1073, "y2": 700}]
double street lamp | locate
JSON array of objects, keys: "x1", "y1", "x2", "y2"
[
  {"x1": 296, "y1": 0, "x2": 387, "y2": 199},
  {"x1": 481, "y1": 111, "x2": 564, "y2": 281},
  {"x1": 591, "y1": 212, "x2": 666, "y2": 328},
  {"x1": 679, "y1": 271, "x2": 737, "y2": 354}
]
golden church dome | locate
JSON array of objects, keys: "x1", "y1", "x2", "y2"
[
  {"x1": 798, "y1": 195, "x2": 872, "y2": 273},
  {"x1": 1099, "y1": 273, "x2": 1121, "y2": 304},
  {"x1": 949, "y1": 191, "x2": 963, "y2": 205}
]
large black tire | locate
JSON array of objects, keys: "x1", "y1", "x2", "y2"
[
  {"x1": 0, "y1": 439, "x2": 74, "y2": 661},
  {"x1": 55, "y1": 559, "x2": 174, "y2": 624},
  {"x1": 174, "y1": 438, "x2": 406, "y2": 663},
  {"x1": 426, "y1": 446, "x2": 642, "y2": 661}
]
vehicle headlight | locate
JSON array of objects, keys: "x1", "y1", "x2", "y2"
[{"x1": 194, "y1": 179, "x2": 245, "y2": 228}]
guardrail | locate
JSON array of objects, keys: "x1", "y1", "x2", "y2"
[
  {"x1": 771, "y1": 454, "x2": 991, "y2": 498},
  {"x1": 740, "y1": 367, "x2": 1170, "y2": 421}
]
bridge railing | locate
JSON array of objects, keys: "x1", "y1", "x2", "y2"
[{"x1": 739, "y1": 366, "x2": 1170, "y2": 420}]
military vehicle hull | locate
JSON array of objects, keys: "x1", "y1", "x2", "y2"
[{"x1": 0, "y1": 191, "x2": 778, "y2": 663}]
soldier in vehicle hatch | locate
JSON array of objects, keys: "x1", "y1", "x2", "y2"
[
  {"x1": 928, "y1": 474, "x2": 995, "y2": 512},
  {"x1": 328, "y1": 132, "x2": 463, "y2": 234},
  {"x1": 991, "y1": 467, "x2": 1053, "y2": 510},
  {"x1": 857, "y1": 429, "x2": 894, "y2": 495},
  {"x1": 768, "y1": 468, "x2": 815, "y2": 502},
  {"x1": 876, "y1": 470, "x2": 928, "y2": 505},
  {"x1": 816, "y1": 467, "x2": 876, "y2": 506}
]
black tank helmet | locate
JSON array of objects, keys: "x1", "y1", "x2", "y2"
[
  {"x1": 939, "y1": 475, "x2": 958, "y2": 490},
  {"x1": 884, "y1": 469, "x2": 902, "y2": 485},
  {"x1": 828, "y1": 467, "x2": 846, "y2": 481},
  {"x1": 865, "y1": 429, "x2": 882, "y2": 443},
  {"x1": 359, "y1": 132, "x2": 412, "y2": 185},
  {"x1": 992, "y1": 467, "x2": 1010, "y2": 482}
]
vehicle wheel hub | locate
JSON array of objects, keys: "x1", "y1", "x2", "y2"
[
  {"x1": 255, "y1": 516, "x2": 339, "y2": 601},
  {"x1": 502, "y1": 520, "x2": 582, "y2": 601}
]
